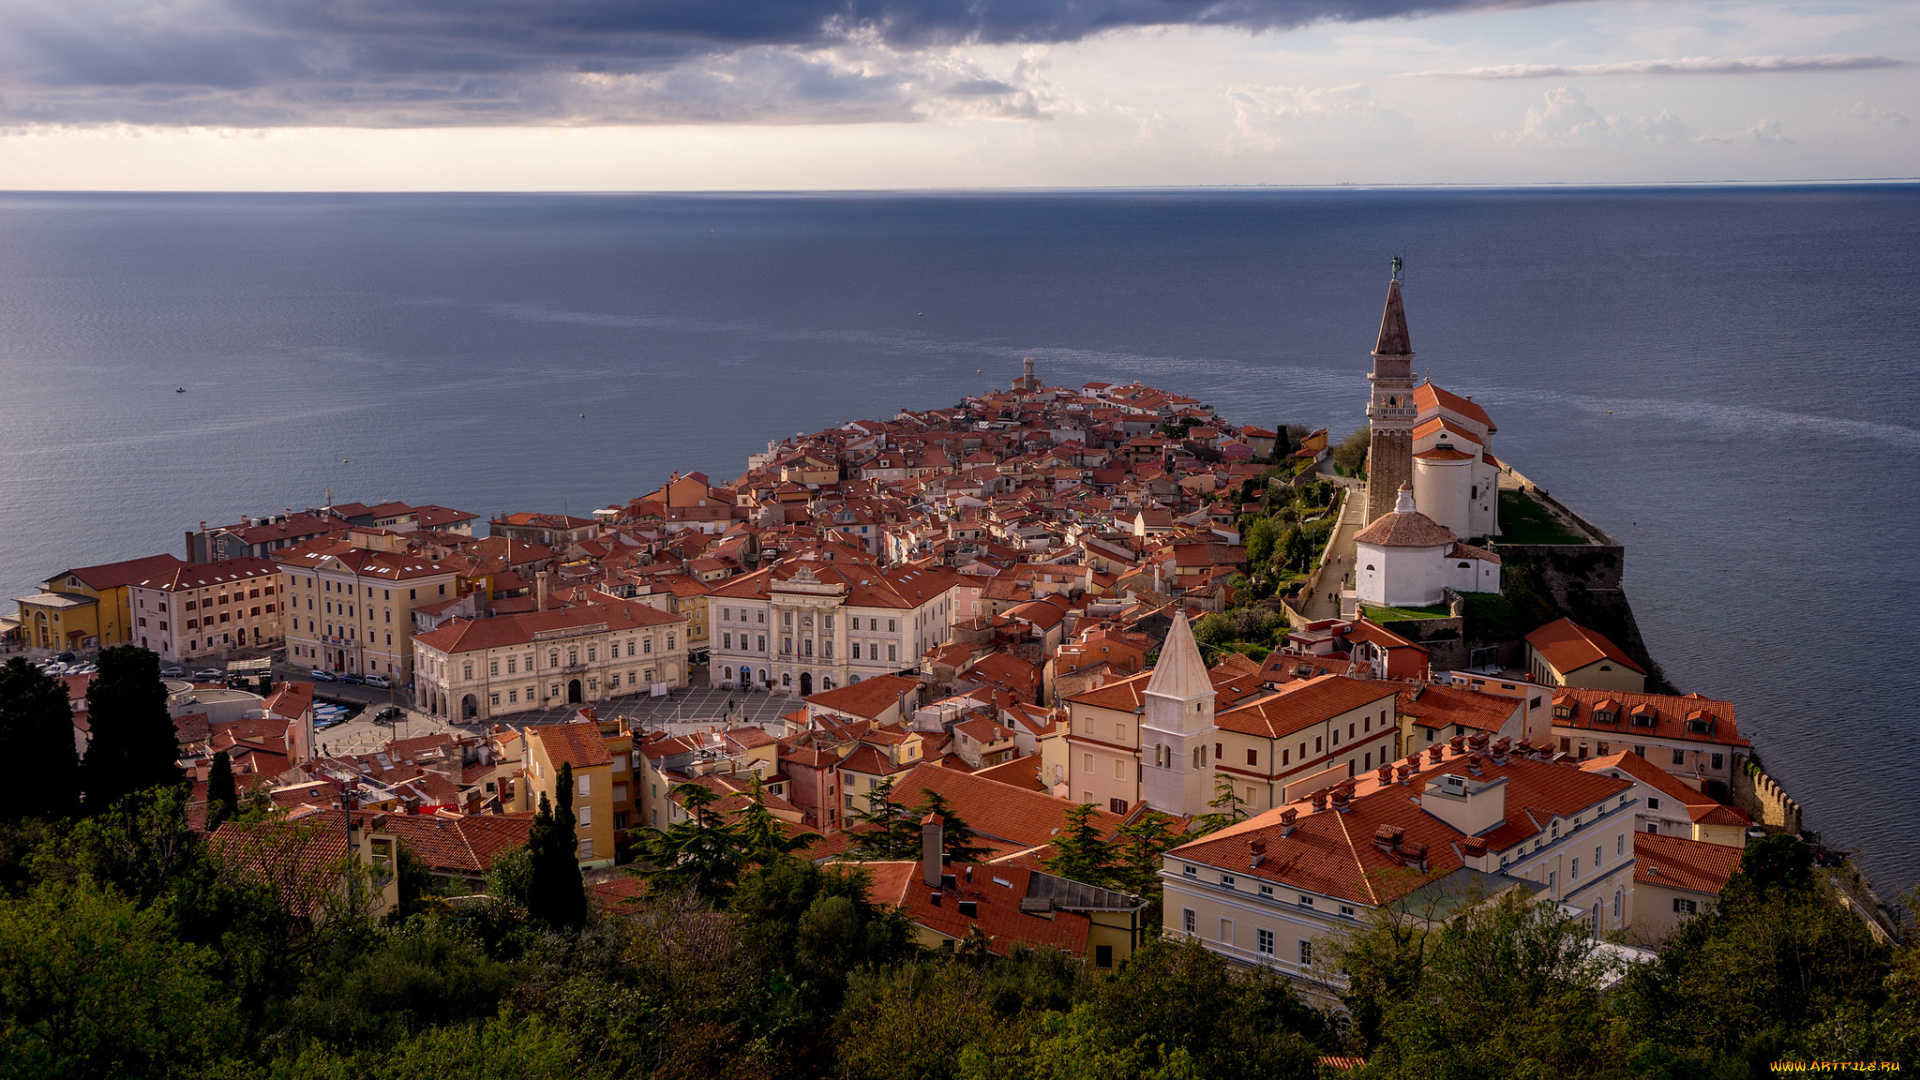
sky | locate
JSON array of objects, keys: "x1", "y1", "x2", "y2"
[{"x1": 0, "y1": 0, "x2": 1913, "y2": 189}]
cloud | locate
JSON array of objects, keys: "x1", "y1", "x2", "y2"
[
  {"x1": 1695, "y1": 119, "x2": 1788, "y2": 146},
  {"x1": 1222, "y1": 83, "x2": 1414, "y2": 153},
  {"x1": 1838, "y1": 101, "x2": 1910, "y2": 126},
  {"x1": 0, "y1": 0, "x2": 1572, "y2": 127},
  {"x1": 1403, "y1": 54, "x2": 1907, "y2": 80},
  {"x1": 1509, "y1": 86, "x2": 1690, "y2": 149}
]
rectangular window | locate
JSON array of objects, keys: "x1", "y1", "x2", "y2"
[
  {"x1": 1674, "y1": 898, "x2": 1697, "y2": 914},
  {"x1": 578, "y1": 806, "x2": 591, "y2": 827},
  {"x1": 1298, "y1": 894, "x2": 1315, "y2": 908},
  {"x1": 1711, "y1": 753, "x2": 1724, "y2": 770},
  {"x1": 578, "y1": 775, "x2": 591, "y2": 796},
  {"x1": 1672, "y1": 748, "x2": 1686, "y2": 765},
  {"x1": 1112, "y1": 758, "x2": 1124, "y2": 779},
  {"x1": 489, "y1": 660, "x2": 499, "y2": 676},
  {"x1": 1298, "y1": 940, "x2": 1313, "y2": 966},
  {"x1": 1182, "y1": 909, "x2": 1196, "y2": 934},
  {"x1": 1647, "y1": 797, "x2": 1661, "y2": 811},
  {"x1": 579, "y1": 838, "x2": 593, "y2": 859},
  {"x1": 1617, "y1": 834, "x2": 1625, "y2": 856},
  {"x1": 1218, "y1": 918, "x2": 1233, "y2": 945},
  {"x1": 1257, "y1": 928, "x2": 1274, "y2": 956}
]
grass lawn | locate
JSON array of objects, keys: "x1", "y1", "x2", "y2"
[
  {"x1": 1497, "y1": 489, "x2": 1590, "y2": 545},
  {"x1": 1364, "y1": 604, "x2": 1452, "y2": 622}
]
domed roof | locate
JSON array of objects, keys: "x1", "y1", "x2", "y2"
[{"x1": 1355, "y1": 483, "x2": 1457, "y2": 549}]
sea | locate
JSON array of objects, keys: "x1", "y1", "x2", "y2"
[{"x1": 0, "y1": 187, "x2": 1915, "y2": 888}]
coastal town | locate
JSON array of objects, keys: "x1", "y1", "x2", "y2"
[{"x1": 0, "y1": 267, "x2": 1893, "y2": 1043}]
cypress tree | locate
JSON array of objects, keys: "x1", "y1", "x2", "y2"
[
  {"x1": 205, "y1": 750, "x2": 237, "y2": 832},
  {"x1": 0, "y1": 656, "x2": 81, "y2": 819},
  {"x1": 526, "y1": 762, "x2": 586, "y2": 928},
  {"x1": 82, "y1": 646, "x2": 184, "y2": 811}
]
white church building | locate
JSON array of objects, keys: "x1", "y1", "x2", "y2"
[{"x1": 1354, "y1": 484, "x2": 1502, "y2": 608}]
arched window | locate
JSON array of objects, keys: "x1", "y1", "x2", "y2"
[
  {"x1": 1612, "y1": 888, "x2": 1622, "y2": 925},
  {"x1": 1365, "y1": 564, "x2": 1376, "y2": 572},
  {"x1": 723, "y1": 666, "x2": 733, "y2": 681},
  {"x1": 782, "y1": 672, "x2": 791, "y2": 688}
]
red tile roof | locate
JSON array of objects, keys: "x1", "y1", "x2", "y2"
[
  {"x1": 529, "y1": 722, "x2": 613, "y2": 770},
  {"x1": 1634, "y1": 832, "x2": 1743, "y2": 895},
  {"x1": 1215, "y1": 675, "x2": 1397, "y2": 740},
  {"x1": 1171, "y1": 754, "x2": 1630, "y2": 907},
  {"x1": 1551, "y1": 687, "x2": 1747, "y2": 747},
  {"x1": 1396, "y1": 683, "x2": 1518, "y2": 733},
  {"x1": 806, "y1": 674, "x2": 920, "y2": 720},
  {"x1": 1526, "y1": 618, "x2": 1645, "y2": 676}
]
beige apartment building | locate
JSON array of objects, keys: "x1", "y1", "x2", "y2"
[
  {"x1": 708, "y1": 558, "x2": 961, "y2": 697},
  {"x1": 128, "y1": 557, "x2": 285, "y2": 664},
  {"x1": 411, "y1": 598, "x2": 688, "y2": 721},
  {"x1": 1163, "y1": 741, "x2": 1640, "y2": 991},
  {"x1": 276, "y1": 528, "x2": 474, "y2": 685}
]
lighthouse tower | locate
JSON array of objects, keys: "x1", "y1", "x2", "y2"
[
  {"x1": 1364, "y1": 260, "x2": 1417, "y2": 525},
  {"x1": 1139, "y1": 611, "x2": 1217, "y2": 816}
]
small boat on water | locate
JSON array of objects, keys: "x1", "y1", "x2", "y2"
[{"x1": 175, "y1": 387, "x2": 186, "y2": 393}]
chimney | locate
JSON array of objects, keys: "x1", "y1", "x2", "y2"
[
  {"x1": 1376, "y1": 765, "x2": 1393, "y2": 786},
  {"x1": 1330, "y1": 788, "x2": 1351, "y2": 813},
  {"x1": 536, "y1": 571, "x2": 550, "y2": 612},
  {"x1": 1400, "y1": 841, "x2": 1429, "y2": 871},
  {"x1": 1396, "y1": 763, "x2": 1413, "y2": 785},
  {"x1": 1468, "y1": 753, "x2": 1482, "y2": 776},
  {"x1": 1469, "y1": 732, "x2": 1490, "y2": 752},
  {"x1": 1492, "y1": 737, "x2": 1511, "y2": 764},
  {"x1": 921, "y1": 813, "x2": 944, "y2": 888},
  {"x1": 1516, "y1": 739, "x2": 1532, "y2": 756},
  {"x1": 1280, "y1": 808, "x2": 1299, "y2": 837},
  {"x1": 1249, "y1": 838, "x2": 1267, "y2": 868},
  {"x1": 1311, "y1": 791, "x2": 1328, "y2": 812},
  {"x1": 1373, "y1": 824, "x2": 1404, "y2": 853},
  {"x1": 1426, "y1": 744, "x2": 1443, "y2": 764},
  {"x1": 1449, "y1": 735, "x2": 1466, "y2": 756}
]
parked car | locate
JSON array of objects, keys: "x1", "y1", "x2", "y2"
[
  {"x1": 70, "y1": 663, "x2": 97, "y2": 675},
  {"x1": 310, "y1": 669, "x2": 337, "y2": 682},
  {"x1": 372, "y1": 705, "x2": 398, "y2": 723},
  {"x1": 365, "y1": 674, "x2": 391, "y2": 689},
  {"x1": 192, "y1": 668, "x2": 224, "y2": 681},
  {"x1": 53, "y1": 652, "x2": 76, "y2": 663},
  {"x1": 339, "y1": 673, "x2": 365, "y2": 685},
  {"x1": 159, "y1": 666, "x2": 185, "y2": 678}
]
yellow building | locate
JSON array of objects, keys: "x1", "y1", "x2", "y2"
[
  {"x1": 518, "y1": 721, "x2": 618, "y2": 869},
  {"x1": 16, "y1": 553, "x2": 187, "y2": 651}
]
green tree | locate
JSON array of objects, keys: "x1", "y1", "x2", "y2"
[
  {"x1": 0, "y1": 657, "x2": 80, "y2": 820},
  {"x1": 1616, "y1": 835, "x2": 1891, "y2": 1068},
  {"x1": 1076, "y1": 937, "x2": 1326, "y2": 1080},
  {"x1": 205, "y1": 750, "x2": 238, "y2": 833},
  {"x1": 1043, "y1": 803, "x2": 1116, "y2": 886},
  {"x1": 842, "y1": 774, "x2": 919, "y2": 860},
  {"x1": 1244, "y1": 518, "x2": 1278, "y2": 572},
  {"x1": 0, "y1": 877, "x2": 241, "y2": 1079},
  {"x1": 1192, "y1": 613, "x2": 1231, "y2": 647},
  {"x1": 639, "y1": 781, "x2": 744, "y2": 902},
  {"x1": 736, "y1": 775, "x2": 810, "y2": 867},
  {"x1": 1193, "y1": 774, "x2": 1251, "y2": 835},
  {"x1": 1353, "y1": 890, "x2": 1631, "y2": 1079},
  {"x1": 82, "y1": 646, "x2": 183, "y2": 811},
  {"x1": 1332, "y1": 426, "x2": 1369, "y2": 477},
  {"x1": 914, "y1": 790, "x2": 994, "y2": 866},
  {"x1": 525, "y1": 763, "x2": 586, "y2": 928},
  {"x1": 280, "y1": 917, "x2": 520, "y2": 1051}
]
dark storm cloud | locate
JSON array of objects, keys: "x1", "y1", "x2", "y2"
[{"x1": 0, "y1": 0, "x2": 1564, "y2": 125}]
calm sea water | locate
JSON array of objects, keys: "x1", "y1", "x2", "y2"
[{"x1": 1, "y1": 187, "x2": 1916, "y2": 886}]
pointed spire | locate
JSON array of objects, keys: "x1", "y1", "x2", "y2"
[
  {"x1": 1374, "y1": 276, "x2": 1413, "y2": 357},
  {"x1": 1146, "y1": 610, "x2": 1212, "y2": 701}
]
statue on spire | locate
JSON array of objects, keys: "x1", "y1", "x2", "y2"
[{"x1": 1392, "y1": 255, "x2": 1403, "y2": 282}]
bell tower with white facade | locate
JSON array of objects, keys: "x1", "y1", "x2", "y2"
[{"x1": 1140, "y1": 611, "x2": 1217, "y2": 816}]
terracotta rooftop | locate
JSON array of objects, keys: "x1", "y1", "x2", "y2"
[
  {"x1": 1634, "y1": 832, "x2": 1744, "y2": 896},
  {"x1": 1526, "y1": 617, "x2": 1645, "y2": 677}
]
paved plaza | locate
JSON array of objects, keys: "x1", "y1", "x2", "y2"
[{"x1": 296, "y1": 666, "x2": 808, "y2": 759}]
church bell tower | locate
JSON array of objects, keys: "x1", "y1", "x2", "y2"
[{"x1": 1364, "y1": 259, "x2": 1417, "y2": 524}]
